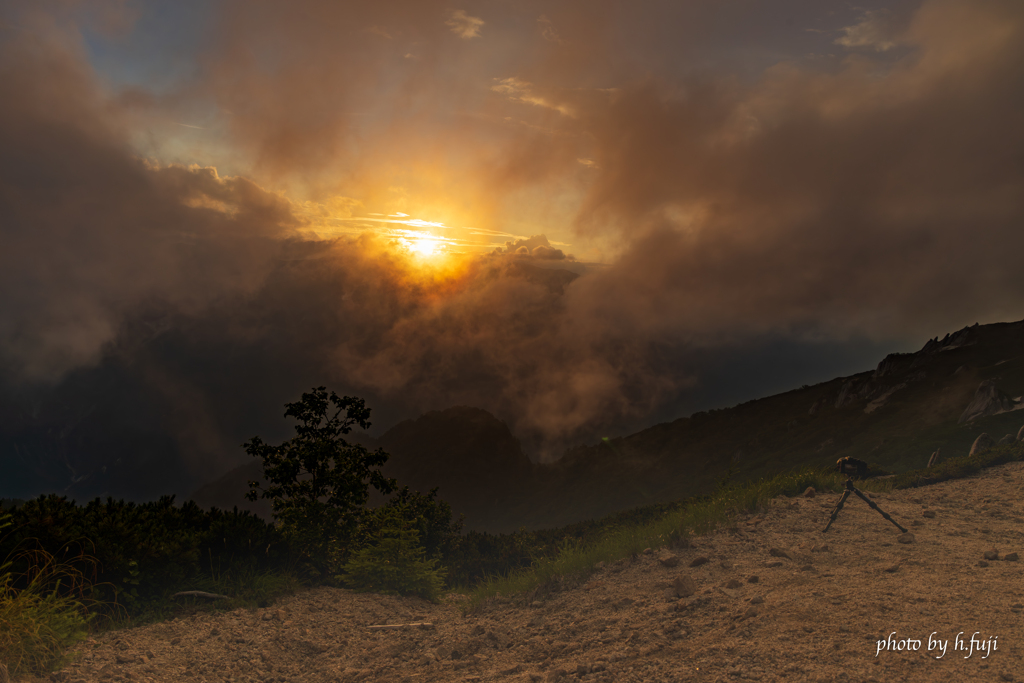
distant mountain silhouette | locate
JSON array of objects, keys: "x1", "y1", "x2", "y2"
[{"x1": 10, "y1": 319, "x2": 1024, "y2": 533}]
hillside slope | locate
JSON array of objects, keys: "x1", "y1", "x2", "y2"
[
  {"x1": 190, "y1": 320, "x2": 1024, "y2": 532},
  {"x1": 46, "y1": 460, "x2": 1024, "y2": 683}
]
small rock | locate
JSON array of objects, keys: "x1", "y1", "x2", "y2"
[
  {"x1": 769, "y1": 547, "x2": 794, "y2": 560},
  {"x1": 659, "y1": 556, "x2": 680, "y2": 568},
  {"x1": 978, "y1": 560, "x2": 990, "y2": 568},
  {"x1": 642, "y1": 548, "x2": 653, "y2": 555},
  {"x1": 923, "y1": 510, "x2": 936, "y2": 518},
  {"x1": 747, "y1": 575, "x2": 759, "y2": 584},
  {"x1": 742, "y1": 605, "x2": 760, "y2": 619},
  {"x1": 721, "y1": 587, "x2": 740, "y2": 598},
  {"x1": 689, "y1": 556, "x2": 710, "y2": 567},
  {"x1": 997, "y1": 434, "x2": 1015, "y2": 446},
  {"x1": 999, "y1": 673, "x2": 1014, "y2": 682},
  {"x1": 800, "y1": 564, "x2": 815, "y2": 572},
  {"x1": 672, "y1": 575, "x2": 698, "y2": 598},
  {"x1": 594, "y1": 561, "x2": 606, "y2": 570},
  {"x1": 531, "y1": 601, "x2": 543, "y2": 608},
  {"x1": 749, "y1": 596, "x2": 764, "y2": 605},
  {"x1": 725, "y1": 579, "x2": 742, "y2": 589},
  {"x1": 765, "y1": 561, "x2": 784, "y2": 568},
  {"x1": 810, "y1": 544, "x2": 830, "y2": 553},
  {"x1": 912, "y1": 520, "x2": 924, "y2": 527},
  {"x1": 576, "y1": 664, "x2": 591, "y2": 675},
  {"x1": 170, "y1": 637, "x2": 181, "y2": 646},
  {"x1": 720, "y1": 560, "x2": 735, "y2": 569},
  {"x1": 884, "y1": 563, "x2": 901, "y2": 573},
  {"x1": 897, "y1": 533, "x2": 915, "y2": 544},
  {"x1": 802, "y1": 487, "x2": 816, "y2": 498},
  {"x1": 546, "y1": 668, "x2": 568, "y2": 681},
  {"x1": 261, "y1": 612, "x2": 273, "y2": 621},
  {"x1": 984, "y1": 550, "x2": 1000, "y2": 561},
  {"x1": 1004, "y1": 552, "x2": 1019, "y2": 562}
]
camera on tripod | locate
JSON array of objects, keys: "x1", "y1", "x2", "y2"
[{"x1": 836, "y1": 456, "x2": 869, "y2": 478}]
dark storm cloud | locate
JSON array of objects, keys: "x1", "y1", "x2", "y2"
[
  {"x1": 0, "y1": 29, "x2": 300, "y2": 383},
  {"x1": 3, "y1": 0, "x2": 1024, "y2": 487},
  {"x1": 571, "y1": 0, "x2": 1024, "y2": 342}
]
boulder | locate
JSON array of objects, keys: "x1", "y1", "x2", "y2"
[
  {"x1": 969, "y1": 433, "x2": 995, "y2": 457},
  {"x1": 959, "y1": 380, "x2": 1019, "y2": 424}
]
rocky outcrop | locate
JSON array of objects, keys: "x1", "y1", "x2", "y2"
[
  {"x1": 958, "y1": 380, "x2": 1021, "y2": 423},
  {"x1": 969, "y1": 433, "x2": 995, "y2": 457}
]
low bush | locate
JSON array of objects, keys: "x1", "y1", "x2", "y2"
[{"x1": 338, "y1": 520, "x2": 446, "y2": 602}]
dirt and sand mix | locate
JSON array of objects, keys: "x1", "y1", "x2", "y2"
[{"x1": 21, "y1": 461, "x2": 1024, "y2": 683}]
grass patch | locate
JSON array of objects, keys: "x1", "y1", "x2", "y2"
[
  {"x1": 0, "y1": 540, "x2": 96, "y2": 678},
  {"x1": 891, "y1": 441, "x2": 1024, "y2": 490},
  {"x1": 464, "y1": 466, "x2": 894, "y2": 612}
]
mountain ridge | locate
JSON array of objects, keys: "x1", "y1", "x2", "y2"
[{"x1": 189, "y1": 320, "x2": 1024, "y2": 532}]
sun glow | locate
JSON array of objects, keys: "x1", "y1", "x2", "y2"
[{"x1": 398, "y1": 235, "x2": 448, "y2": 258}]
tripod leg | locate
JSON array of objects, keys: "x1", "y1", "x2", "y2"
[
  {"x1": 851, "y1": 488, "x2": 908, "y2": 533},
  {"x1": 822, "y1": 490, "x2": 852, "y2": 533}
]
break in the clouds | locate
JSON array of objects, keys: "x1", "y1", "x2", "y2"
[
  {"x1": 834, "y1": 9, "x2": 909, "y2": 51},
  {"x1": 446, "y1": 10, "x2": 484, "y2": 39},
  {"x1": 2, "y1": 0, "x2": 1023, "y2": 478}
]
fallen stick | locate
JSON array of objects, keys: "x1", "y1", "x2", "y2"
[
  {"x1": 367, "y1": 623, "x2": 434, "y2": 630},
  {"x1": 171, "y1": 591, "x2": 232, "y2": 600}
]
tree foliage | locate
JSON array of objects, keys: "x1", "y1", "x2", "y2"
[
  {"x1": 244, "y1": 387, "x2": 396, "y2": 577},
  {"x1": 338, "y1": 523, "x2": 446, "y2": 602}
]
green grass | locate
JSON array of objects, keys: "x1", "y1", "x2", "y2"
[
  {"x1": 464, "y1": 465, "x2": 890, "y2": 611},
  {"x1": 460, "y1": 447, "x2": 1024, "y2": 613},
  {"x1": 0, "y1": 536, "x2": 94, "y2": 677}
]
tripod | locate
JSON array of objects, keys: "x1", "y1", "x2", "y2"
[{"x1": 822, "y1": 477, "x2": 907, "y2": 533}]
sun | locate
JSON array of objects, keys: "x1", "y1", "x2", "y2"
[{"x1": 401, "y1": 236, "x2": 445, "y2": 258}]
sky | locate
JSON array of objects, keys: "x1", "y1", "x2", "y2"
[{"x1": 2, "y1": 0, "x2": 1023, "y2": 494}]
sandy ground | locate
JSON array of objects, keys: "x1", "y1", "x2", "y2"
[{"x1": 27, "y1": 461, "x2": 1024, "y2": 683}]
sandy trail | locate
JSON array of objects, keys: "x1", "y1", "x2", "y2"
[{"x1": 34, "y1": 461, "x2": 1024, "y2": 683}]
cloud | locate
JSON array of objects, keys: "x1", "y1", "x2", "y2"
[
  {"x1": 537, "y1": 15, "x2": 563, "y2": 44},
  {"x1": 834, "y1": 9, "x2": 912, "y2": 52},
  {"x1": 446, "y1": 9, "x2": 483, "y2": 39},
  {"x1": 0, "y1": 30, "x2": 297, "y2": 383},
  {"x1": 491, "y1": 77, "x2": 577, "y2": 117},
  {"x1": 4, "y1": 0, "x2": 1024, "y2": 483}
]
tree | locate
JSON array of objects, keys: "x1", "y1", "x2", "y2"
[
  {"x1": 338, "y1": 513, "x2": 446, "y2": 602},
  {"x1": 244, "y1": 387, "x2": 396, "y2": 578}
]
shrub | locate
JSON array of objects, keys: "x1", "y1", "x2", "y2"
[{"x1": 338, "y1": 519, "x2": 446, "y2": 602}]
